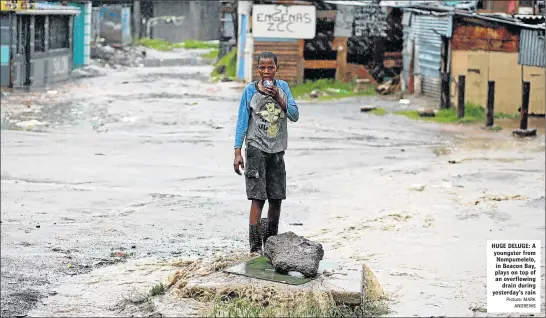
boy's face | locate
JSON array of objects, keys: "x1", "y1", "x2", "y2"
[{"x1": 257, "y1": 58, "x2": 277, "y2": 80}]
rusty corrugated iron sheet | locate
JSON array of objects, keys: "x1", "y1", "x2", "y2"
[
  {"x1": 451, "y1": 24, "x2": 519, "y2": 52},
  {"x1": 253, "y1": 41, "x2": 301, "y2": 83},
  {"x1": 518, "y1": 28, "x2": 545, "y2": 67},
  {"x1": 401, "y1": 11, "x2": 452, "y2": 100}
]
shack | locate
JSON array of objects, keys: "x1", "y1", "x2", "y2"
[
  {"x1": 517, "y1": 27, "x2": 545, "y2": 115},
  {"x1": 399, "y1": 5, "x2": 453, "y2": 101},
  {"x1": 237, "y1": 0, "x2": 403, "y2": 85},
  {"x1": 0, "y1": 2, "x2": 79, "y2": 88},
  {"x1": 450, "y1": 13, "x2": 545, "y2": 115}
]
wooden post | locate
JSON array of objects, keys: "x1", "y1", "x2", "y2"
[
  {"x1": 335, "y1": 37, "x2": 348, "y2": 82},
  {"x1": 520, "y1": 81, "x2": 530, "y2": 130},
  {"x1": 296, "y1": 39, "x2": 304, "y2": 84},
  {"x1": 457, "y1": 75, "x2": 465, "y2": 118},
  {"x1": 486, "y1": 80, "x2": 495, "y2": 127},
  {"x1": 512, "y1": 81, "x2": 537, "y2": 137},
  {"x1": 409, "y1": 43, "x2": 415, "y2": 94},
  {"x1": 440, "y1": 72, "x2": 450, "y2": 108}
]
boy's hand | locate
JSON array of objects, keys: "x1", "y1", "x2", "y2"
[
  {"x1": 234, "y1": 150, "x2": 244, "y2": 175},
  {"x1": 265, "y1": 86, "x2": 287, "y2": 111},
  {"x1": 264, "y1": 86, "x2": 278, "y2": 98}
]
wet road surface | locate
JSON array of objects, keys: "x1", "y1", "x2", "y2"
[{"x1": 1, "y1": 63, "x2": 545, "y2": 317}]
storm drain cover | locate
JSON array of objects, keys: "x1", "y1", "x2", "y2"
[{"x1": 223, "y1": 256, "x2": 315, "y2": 285}]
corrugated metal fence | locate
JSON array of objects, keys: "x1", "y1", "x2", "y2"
[
  {"x1": 151, "y1": 1, "x2": 220, "y2": 43},
  {"x1": 402, "y1": 11, "x2": 452, "y2": 101},
  {"x1": 97, "y1": 5, "x2": 132, "y2": 46},
  {"x1": 518, "y1": 28, "x2": 545, "y2": 67}
]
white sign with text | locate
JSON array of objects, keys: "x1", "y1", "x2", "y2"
[
  {"x1": 252, "y1": 5, "x2": 316, "y2": 39},
  {"x1": 487, "y1": 240, "x2": 541, "y2": 313}
]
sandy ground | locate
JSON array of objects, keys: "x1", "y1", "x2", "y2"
[{"x1": 1, "y1": 61, "x2": 545, "y2": 317}]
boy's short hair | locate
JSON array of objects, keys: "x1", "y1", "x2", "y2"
[{"x1": 257, "y1": 52, "x2": 278, "y2": 65}]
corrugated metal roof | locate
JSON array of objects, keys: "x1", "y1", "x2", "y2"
[
  {"x1": 324, "y1": 0, "x2": 374, "y2": 6},
  {"x1": 399, "y1": 7, "x2": 545, "y2": 29},
  {"x1": 456, "y1": 12, "x2": 545, "y2": 29},
  {"x1": 518, "y1": 29, "x2": 545, "y2": 67},
  {"x1": 13, "y1": 2, "x2": 81, "y2": 14},
  {"x1": 379, "y1": 0, "x2": 442, "y2": 8},
  {"x1": 514, "y1": 14, "x2": 545, "y2": 21}
]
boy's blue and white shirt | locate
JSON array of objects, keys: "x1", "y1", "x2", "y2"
[{"x1": 234, "y1": 79, "x2": 299, "y2": 154}]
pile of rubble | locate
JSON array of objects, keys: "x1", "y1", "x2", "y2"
[
  {"x1": 375, "y1": 75, "x2": 401, "y2": 95},
  {"x1": 91, "y1": 42, "x2": 147, "y2": 68}
]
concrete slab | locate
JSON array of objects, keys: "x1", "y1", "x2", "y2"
[
  {"x1": 182, "y1": 260, "x2": 365, "y2": 305},
  {"x1": 223, "y1": 256, "x2": 315, "y2": 285}
]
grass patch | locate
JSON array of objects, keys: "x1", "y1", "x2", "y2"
[
  {"x1": 291, "y1": 79, "x2": 375, "y2": 100},
  {"x1": 211, "y1": 48, "x2": 237, "y2": 81},
  {"x1": 486, "y1": 124, "x2": 503, "y2": 132},
  {"x1": 494, "y1": 112, "x2": 519, "y2": 119},
  {"x1": 202, "y1": 48, "x2": 219, "y2": 60},
  {"x1": 135, "y1": 38, "x2": 217, "y2": 51},
  {"x1": 370, "y1": 108, "x2": 387, "y2": 116},
  {"x1": 394, "y1": 103, "x2": 486, "y2": 124},
  {"x1": 183, "y1": 39, "x2": 218, "y2": 49},
  {"x1": 205, "y1": 293, "x2": 389, "y2": 318},
  {"x1": 150, "y1": 282, "x2": 165, "y2": 296}
]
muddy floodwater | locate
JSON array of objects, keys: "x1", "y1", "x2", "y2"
[{"x1": 1, "y1": 62, "x2": 545, "y2": 317}]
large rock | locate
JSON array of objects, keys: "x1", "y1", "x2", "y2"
[{"x1": 264, "y1": 232, "x2": 324, "y2": 278}]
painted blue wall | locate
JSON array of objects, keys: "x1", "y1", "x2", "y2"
[
  {"x1": 237, "y1": 15, "x2": 247, "y2": 81},
  {"x1": 71, "y1": 2, "x2": 85, "y2": 68},
  {"x1": 0, "y1": 45, "x2": 9, "y2": 65}
]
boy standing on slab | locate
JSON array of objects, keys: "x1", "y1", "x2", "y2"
[{"x1": 233, "y1": 52, "x2": 300, "y2": 254}]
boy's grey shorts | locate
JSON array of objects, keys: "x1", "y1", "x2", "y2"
[{"x1": 244, "y1": 145, "x2": 286, "y2": 201}]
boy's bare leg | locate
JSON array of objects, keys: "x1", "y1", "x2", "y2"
[
  {"x1": 250, "y1": 199, "x2": 265, "y2": 224},
  {"x1": 249, "y1": 199, "x2": 265, "y2": 253}
]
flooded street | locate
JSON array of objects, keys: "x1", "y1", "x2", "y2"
[{"x1": 1, "y1": 62, "x2": 545, "y2": 317}]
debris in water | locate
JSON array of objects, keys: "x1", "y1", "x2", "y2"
[
  {"x1": 289, "y1": 223, "x2": 303, "y2": 226},
  {"x1": 399, "y1": 99, "x2": 410, "y2": 105},
  {"x1": 360, "y1": 105, "x2": 377, "y2": 112},
  {"x1": 448, "y1": 160, "x2": 458, "y2": 164},
  {"x1": 376, "y1": 76, "x2": 400, "y2": 95},
  {"x1": 15, "y1": 120, "x2": 47, "y2": 130},
  {"x1": 512, "y1": 128, "x2": 537, "y2": 137},
  {"x1": 36, "y1": 225, "x2": 40, "y2": 228},
  {"x1": 409, "y1": 184, "x2": 425, "y2": 191},
  {"x1": 485, "y1": 194, "x2": 528, "y2": 201},
  {"x1": 418, "y1": 108, "x2": 436, "y2": 117}
]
